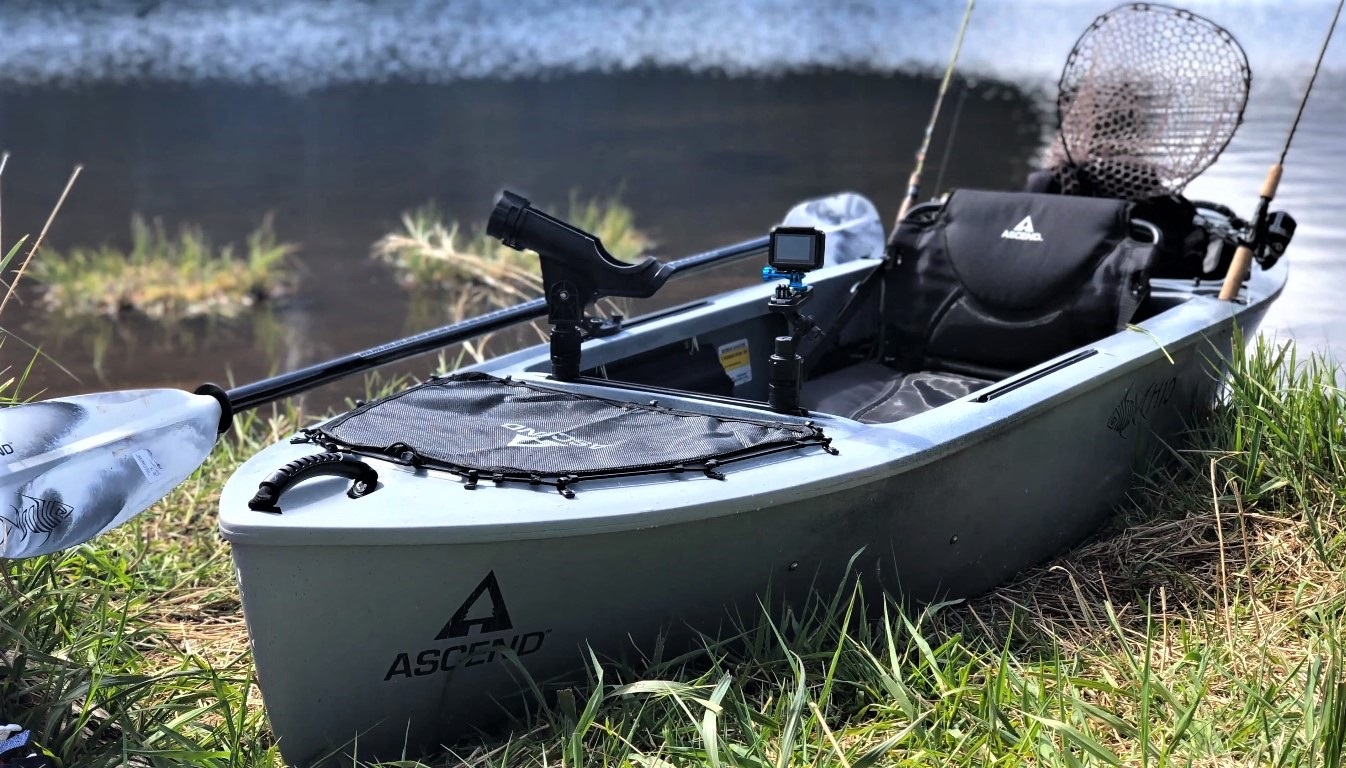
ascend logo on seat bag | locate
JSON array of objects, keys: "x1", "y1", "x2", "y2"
[
  {"x1": 383, "y1": 570, "x2": 549, "y2": 682},
  {"x1": 1001, "y1": 216, "x2": 1044, "y2": 242}
]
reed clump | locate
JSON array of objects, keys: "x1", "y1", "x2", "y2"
[
  {"x1": 371, "y1": 193, "x2": 650, "y2": 303},
  {"x1": 31, "y1": 215, "x2": 297, "y2": 321}
]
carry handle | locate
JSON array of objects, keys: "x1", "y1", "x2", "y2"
[{"x1": 248, "y1": 452, "x2": 379, "y2": 514}]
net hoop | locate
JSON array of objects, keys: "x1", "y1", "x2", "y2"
[{"x1": 1050, "y1": 3, "x2": 1251, "y2": 200}]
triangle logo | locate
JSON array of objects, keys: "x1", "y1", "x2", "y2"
[
  {"x1": 507, "y1": 433, "x2": 562, "y2": 447},
  {"x1": 1001, "y1": 215, "x2": 1044, "y2": 242},
  {"x1": 435, "y1": 571, "x2": 514, "y2": 639}
]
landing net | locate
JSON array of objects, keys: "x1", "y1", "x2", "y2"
[{"x1": 1046, "y1": 3, "x2": 1251, "y2": 201}]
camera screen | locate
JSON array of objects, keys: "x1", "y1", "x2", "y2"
[{"x1": 770, "y1": 229, "x2": 823, "y2": 270}]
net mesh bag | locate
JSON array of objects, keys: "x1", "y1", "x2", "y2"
[
  {"x1": 1045, "y1": 3, "x2": 1251, "y2": 201},
  {"x1": 303, "y1": 373, "x2": 835, "y2": 496}
]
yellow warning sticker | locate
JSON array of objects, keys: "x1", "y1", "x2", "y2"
[{"x1": 718, "y1": 339, "x2": 752, "y2": 385}]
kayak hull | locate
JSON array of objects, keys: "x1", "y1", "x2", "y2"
[{"x1": 220, "y1": 244, "x2": 1283, "y2": 765}]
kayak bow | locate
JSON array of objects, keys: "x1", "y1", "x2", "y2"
[{"x1": 0, "y1": 235, "x2": 768, "y2": 559}]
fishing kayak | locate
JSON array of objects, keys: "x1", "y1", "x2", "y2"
[
  {"x1": 0, "y1": 5, "x2": 1311, "y2": 765},
  {"x1": 216, "y1": 187, "x2": 1287, "y2": 766}
]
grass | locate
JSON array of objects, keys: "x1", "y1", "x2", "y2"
[
  {"x1": 30, "y1": 215, "x2": 297, "y2": 321},
  {"x1": 1, "y1": 333, "x2": 1343, "y2": 767},
  {"x1": 0, "y1": 407, "x2": 300, "y2": 767},
  {"x1": 1, "y1": 239, "x2": 37, "y2": 403}
]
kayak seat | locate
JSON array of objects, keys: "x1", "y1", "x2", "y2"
[
  {"x1": 801, "y1": 362, "x2": 992, "y2": 423},
  {"x1": 881, "y1": 189, "x2": 1157, "y2": 377},
  {"x1": 801, "y1": 189, "x2": 1158, "y2": 424}
]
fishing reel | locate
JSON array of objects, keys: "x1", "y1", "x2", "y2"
[
  {"x1": 1253, "y1": 209, "x2": 1296, "y2": 270},
  {"x1": 1192, "y1": 201, "x2": 1296, "y2": 275}
]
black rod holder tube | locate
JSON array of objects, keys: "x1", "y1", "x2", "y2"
[{"x1": 223, "y1": 236, "x2": 768, "y2": 413}]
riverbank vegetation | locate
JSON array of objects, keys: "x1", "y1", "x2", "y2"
[
  {"x1": 2, "y1": 334, "x2": 1343, "y2": 766},
  {"x1": 30, "y1": 215, "x2": 297, "y2": 321},
  {"x1": 1, "y1": 241, "x2": 34, "y2": 403}
]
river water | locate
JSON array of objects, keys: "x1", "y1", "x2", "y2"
[{"x1": 0, "y1": 0, "x2": 1341, "y2": 406}]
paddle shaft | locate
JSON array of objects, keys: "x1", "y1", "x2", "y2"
[
  {"x1": 1218, "y1": 0, "x2": 1341, "y2": 301},
  {"x1": 225, "y1": 235, "x2": 768, "y2": 411},
  {"x1": 892, "y1": 0, "x2": 975, "y2": 227}
]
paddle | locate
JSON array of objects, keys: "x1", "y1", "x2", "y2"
[{"x1": 0, "y1": 232, "x2": 770, "y2": 559}]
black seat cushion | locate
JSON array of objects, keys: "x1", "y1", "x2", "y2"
[
  {"x1": 884, "y1": 189, "x2": 1156, "y2": 378},
  {"x1": 802, "y1": 362, "x2": 992, "y2": 424}
]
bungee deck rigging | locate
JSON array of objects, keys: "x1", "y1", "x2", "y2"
[{"x1": 289, "y1": 372, "x2": 836, "y2": 499}]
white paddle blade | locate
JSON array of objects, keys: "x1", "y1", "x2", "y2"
[{"x1": 0, "y1": 389, "x2": 223, "y2": 559}]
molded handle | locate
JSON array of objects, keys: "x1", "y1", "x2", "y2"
[{"x1": 248, "y1": 452, "x2": 378, "y2": 514}]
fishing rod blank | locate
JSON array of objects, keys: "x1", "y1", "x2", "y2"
[{"x1": 1219, "y1": 0, "x2": 1342, "y2": 300}]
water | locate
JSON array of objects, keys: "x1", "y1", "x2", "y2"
[
  {"x1": 0, "y1": 0, "x2": 1342, "y2": 407},
  {"x1": 1186, "y1": 80, "x2": 1346, "y2": 358}
]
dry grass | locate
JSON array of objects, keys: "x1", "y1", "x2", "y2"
[{"x1": 31, "y1": 214, "x2": 297, "y2": 321}]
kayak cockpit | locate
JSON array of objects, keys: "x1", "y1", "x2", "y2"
[
  {"x1": 235, "y1": 184, "x2": 1278, "y2": 516},
  {"x1": 492, "y1": 188, "x2": 1178, "y2": 427}
]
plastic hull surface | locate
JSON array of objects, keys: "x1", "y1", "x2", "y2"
[{"x1": 219, "y1": 258, "x2": 1284, "y2": 766}]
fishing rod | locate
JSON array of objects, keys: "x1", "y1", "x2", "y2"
[
  {"x1": 1219, "y1": 0, "x2": 1342, "y2": 301},
  {"x1": 0, "y1": 226, "x2": 771, "y2": 559},
  {"x1": 931, "y1": 83, "x2": 969, "y2": 201},
  {"x1": 891, "y1": 0, "x2": 975, "y2": 229}
]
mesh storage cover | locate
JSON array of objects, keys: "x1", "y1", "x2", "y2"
[{"x1": 303, "y1": 373, "x2": 832, "y2": 495}]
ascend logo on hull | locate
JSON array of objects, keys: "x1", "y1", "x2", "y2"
[
  {"x1": 436, "y1": 570, "x2": 512, "y2": 638},
  {"x1": 384, "y1": 570, "x2": 549, "y2": 682}
]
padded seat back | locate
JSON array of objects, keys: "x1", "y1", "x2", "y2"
[{"x1": 883, "y1": 189, "x2": 1158, "y2": 378}]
